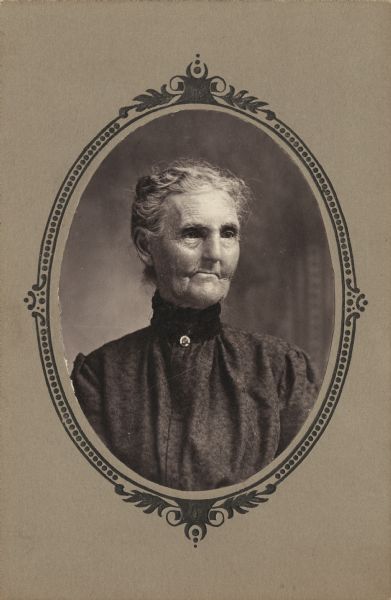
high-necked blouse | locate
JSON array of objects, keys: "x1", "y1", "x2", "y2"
[{"x1": 71, "y1": 292, "x2": 318, "y2": 491}]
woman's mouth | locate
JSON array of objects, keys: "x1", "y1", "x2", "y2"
[{"x1": 195, "y1": 270, "x2": 221, "y2": 278}]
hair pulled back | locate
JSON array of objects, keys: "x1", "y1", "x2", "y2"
[{"x1": 131, "y1": 159, "x2": 251, "y2": 245}]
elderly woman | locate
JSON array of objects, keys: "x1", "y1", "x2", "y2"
[{"x1": 72, "y1": 161, "x2": 318, "y2": 491}]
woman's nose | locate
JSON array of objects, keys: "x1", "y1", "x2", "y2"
[{"x1": 203, "y1": 234, "x2": 222, "y2": 262}]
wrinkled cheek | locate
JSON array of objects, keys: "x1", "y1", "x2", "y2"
[
  {"x1": 172, "y1": 275, "x2": 192, "y2": 295},
  {"x1": 224, "y1": 261, "x2": 239, "y2": 281},
  {"x1": 220, "y1": 279, "x2": 232, "y2": 297},
  {"x1": 225, "y1": 247, "x2": 240, "y2": 278},
  {"x1": 226, "y1": 267, "x2": 237, "y2": 280},
  {"x1": 172, "y1": 252, "x2": 195, "y2": 276},
  {"x1": 155, "y1": 262, "x2": 172, "y2": 285}
]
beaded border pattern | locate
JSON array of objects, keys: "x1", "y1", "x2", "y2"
[{"x1": 25, "y1": 56, "x2": 367, "y2": 546}]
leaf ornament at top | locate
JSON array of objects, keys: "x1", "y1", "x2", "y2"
[
  {"x1": 119, "y1": 56, "x2": 275, "y2": 119},
  {"x1": 132, "y1": 85, "x2": 176, "y2": 112}
]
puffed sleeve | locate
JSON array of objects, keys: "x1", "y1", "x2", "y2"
[
  {"x1": 277, "y1": 347, "x2": 319, "y2": 454},
  {"x1": 71, "y1": 353, "x2": 108, "y2": 444}
]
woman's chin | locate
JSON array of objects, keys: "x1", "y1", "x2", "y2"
[{"x1": 179, "y1": 281, "x2": 228, "y2": 309}]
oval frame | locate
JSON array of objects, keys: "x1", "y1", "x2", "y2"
[{"x1": 25, "y1": 58, "x2": 367, "y2": 546}]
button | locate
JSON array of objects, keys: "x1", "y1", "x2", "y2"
[{"x1": 179, "y1": 335, "x2": 191, "y2": 347}]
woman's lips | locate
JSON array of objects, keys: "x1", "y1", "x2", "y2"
[{"x1": 194, "y1": 271, "x2": 220, "y2": 278}]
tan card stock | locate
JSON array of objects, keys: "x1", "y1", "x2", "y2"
[{"x1": 2, "y1": 3, "x2": 390, "y2": 599}]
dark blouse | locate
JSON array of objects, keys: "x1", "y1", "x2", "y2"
[{"x1": 71, "y1": 293, "x2": 318, "y2": 491}]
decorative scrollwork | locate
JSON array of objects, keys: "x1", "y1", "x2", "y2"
[
  {"x1": 345, "y1": 278, "x2": 368, "y2": 325},
  {"x1": 115, "y1": 483, "x2": 276, "y2": 546},
  {"x1": 115, "y1": 484, "x2": 178, "y2": 515},
  {"x1": 25, "y1": 290, "x2": 36, "y2": 311},
  {"x1": 120, "y1": 85, "x2": 177, "y2": 115},
  {"x1": 221, "y1": 85, "x2": 274, "y2": 117},
  {"x1": 24, "y1": 274, "x2": 47, "y2": 324},
  {"x1": 25, "y1": 55, "x2": 368, "y2": 548},
  {"x1": 212, "y1": 485, "x2": 277, "y2": 519},
  {"x1": 32, "y1": 274, "x2": 47, "y2": 293},
  {"x1": 119, "y1": 56, "x2": 275, "y2": 120},
  {"x1": 31, "y1": 311, "x2": 46, "y2": 326}
]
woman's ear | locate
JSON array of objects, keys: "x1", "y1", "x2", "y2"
[{"x1": 133, "y1": 227, "x2": 154, "y2": 267}]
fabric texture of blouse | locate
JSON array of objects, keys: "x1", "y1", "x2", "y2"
[{"x1": 71, "y1": 292, "x2": 318, "y2": 491}]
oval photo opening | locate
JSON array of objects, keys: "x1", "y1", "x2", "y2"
[{"x1": 59, "y1": 109, "x2": 335, "y2": 491}]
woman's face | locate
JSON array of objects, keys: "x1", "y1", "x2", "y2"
[{"x1": 148, "y1": 189, "x2": 241, "y2": 309}]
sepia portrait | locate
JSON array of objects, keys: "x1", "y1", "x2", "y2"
[
  {"x1": 59, "y1": 109, "x2": 334, "y2": 491},
  {"x1": 6, "y1": 4, "x2": 385, "y2": 596}
]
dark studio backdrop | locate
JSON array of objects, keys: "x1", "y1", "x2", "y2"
[{"x1": 60, "y1": 110, "x2": 334, "y2": 379}]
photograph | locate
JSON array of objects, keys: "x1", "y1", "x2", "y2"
[
  {"x1": 3, "y1": 2, "x2": 389, "y2": 598},
  {"x1": 60, "y1": 109, "x2": 334, "y2": 490}
]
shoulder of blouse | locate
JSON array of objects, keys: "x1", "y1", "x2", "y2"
[
  {"x1": 220, "y1": 322, "x2": 318, "y2": 385},
  {"x1": 72, "y1": 326, "x2": 152, "y2": 374},
  {"x1": 72, "y1": 323, "x2": 317, "y2": 388},
  {"x1": 220, "y1": 322, "x2": 307, "y2": 359}
]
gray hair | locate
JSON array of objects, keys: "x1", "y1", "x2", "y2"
[
  {"x1": 131, "y1": 159, "x2": 252, "y2": 282},
  {"x1": 131, "y1": 160, "x2": 251, "y2": 240}
]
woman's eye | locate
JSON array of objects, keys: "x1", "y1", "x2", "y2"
[
  {"x1": 182, "y1": 228, "x2": 202, "y2": 238},
  {"x1": 221, "y1": 228, "x2": 239, "y2": 239}
]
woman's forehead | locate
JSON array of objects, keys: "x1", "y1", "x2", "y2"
[{"x1": 165, "y1": 190, "x2": 239, "y2": 227}]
